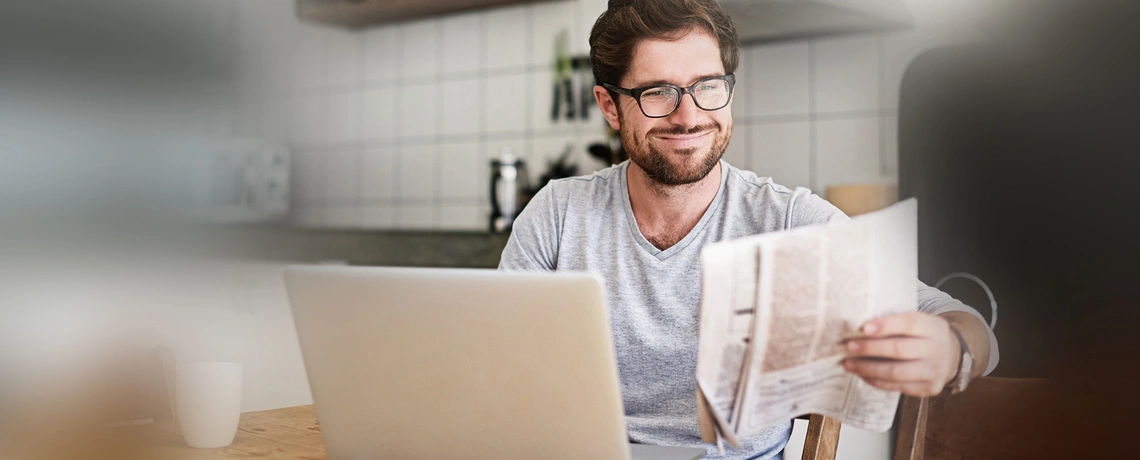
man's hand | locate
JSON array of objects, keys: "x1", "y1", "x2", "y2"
[{"x1": 842, "y1": 312, "x2": 961, "y2": 397}]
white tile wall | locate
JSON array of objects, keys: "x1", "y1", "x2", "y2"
[
  {"x1": 234, "y1": 1, "x2": 962, "y2": 230},
  {"x1": 398, "y1": 204, "x2": 436, "y2": 229},
  {"x1": 880, "y1": 116, "x2": 899, "y2": 178},
  {"x1": 722, "y1": 123, "x2": 751, "y2": 170},
  {"x1": 442, "y1": 12, "x2": 485, "y2": 75},
  {"x1": 442, "y1": 79, "x2": 484, "y2": 136},
  {"x1": 484, "y1": 73, "x2": 528, "y2": 134},
  {"x1": 324, "y1": 150, "x2": 359, "y2": 200},
  {"x1": 359, "y1": 148, "x2": 397, "y2": 199},
  {"x1": 324, "y1": 206, "x2": 361, "y2": 228},
  {"x1": 400, "y1": 19, "x2": 440, "y2": 79},
  {"x1": 750, "y1": 42, "x2": 811, "y2": 117},
  {"x1": 291, "y1": 207, "x2": 325, "y2": 228},
  {"x1": 398, "y1": 144, "x2": 437, "y2": 199},
  {"x1": 528, "y1": 1, "x2": 576, "y2": 66},
  {"x1": 324, "y1": 29, "x2": 361, "y2": 88},
  {"x1": 485, "y1": 5, "x2": 528, "y2": 70},
  {"x1": 290, "y1": 38, "x2": 324, "y2": 91},
  {"x1": 361, "y1": 204, "x2": 396, "y2": 229},
  {"x1": 260, "y1": 98, "x2": 290, "y2": 141},
  {"x1": 290, "y1": 94, "x2": 326, "y2": 146},
  {"x1": 574, "y1": 0, "x2": 609, "y2": 55},
  {"x1": 363, "y1": 25, "x2": 399, "y2": 83},
  {"x1": 362, "y1": 87, "x2": 396, "y2": 141},
  {"x1": 398, "y1": 82, "x2": 439, "y2": 139},
  {"x1": 439, "y1": 141, "x2": 483, "y2": 200},
  {"x1": 439, "y1": 204, "x2": 483, "y2": 230},
  {"x1": 237, "y1": 0, "x2": 294, "y2": 50},
  {"x1": 751, "y1": 122, "x2": 812, "y2": 189},
  {"x1": 815, "y1": 117, "x2": 883, "y2": 189},
  {"x1": 731, "y1": 48, "x2": 753, "y2": 119},
  {"x1": 291, "y1": 153, "x2": 325, "y2": 204},
  {"x1": 326, "y1": 90, "x2": 362, "y2": 144},
  {"x1": 813, "y1": 36, "x2": 881, "y2": 114},
  {"x1": 528, "y1": 69, "x2": 558, "y2": 134}
]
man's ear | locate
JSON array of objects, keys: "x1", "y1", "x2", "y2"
[{"x1": 594, "y1": 86, "x2": 622, "y2": 131}]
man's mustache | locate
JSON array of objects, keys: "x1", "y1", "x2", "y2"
[{"x1": 648, "y1": 123, "x2": 720, "y2": 137}]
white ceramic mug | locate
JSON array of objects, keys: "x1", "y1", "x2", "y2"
[{"x1": 176, "y1": 362, "x2": 243, "y2": 448}]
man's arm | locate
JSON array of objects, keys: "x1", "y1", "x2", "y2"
[
  {"x1": 498, "y1": 182, "x2": 561, "y2": 271},
  {"x1": 785, "y1": 190, "x2": 999, "y2": 396}
]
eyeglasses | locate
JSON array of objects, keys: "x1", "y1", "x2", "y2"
[{"x1": 603, "y1": 74, "x2": 735, "y2": 118}]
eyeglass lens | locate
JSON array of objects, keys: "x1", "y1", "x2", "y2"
[{"x1": 640, "y1": 78, "x2": 731, "y2": 117}]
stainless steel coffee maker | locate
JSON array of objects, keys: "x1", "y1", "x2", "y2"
[{"x1": 489, "y1": 148, "x2": 528, "y2": 233}]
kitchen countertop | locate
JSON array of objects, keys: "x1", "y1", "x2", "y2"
[{"x1": 145, "y1": 224, "x2": 512, "y2": 268}]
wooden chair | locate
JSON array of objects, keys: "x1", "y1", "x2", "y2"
[
  {"x1": 800, "y1": 414, "x2": 842, "y2": 460},
  {"x1": 699, "y1": 390, "x2": 842, "y2": 459},
  {"x1": 893, "y1": 377, "x2": 1052, "y2": 460}
]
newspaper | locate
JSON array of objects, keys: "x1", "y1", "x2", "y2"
[{"x1": 696, "y1": 199, "x2": 917, "y2": 448}]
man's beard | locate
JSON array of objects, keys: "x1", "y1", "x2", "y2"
[{"x1": 620, "y1": 112, "x2": 731, "y2": 187}]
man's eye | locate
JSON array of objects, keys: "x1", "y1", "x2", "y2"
[{"x1": 644, "y1": 89, "x2": 671, "y2": 98}]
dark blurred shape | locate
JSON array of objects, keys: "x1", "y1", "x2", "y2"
[
  {"x1": 0, "y1": 0, "x2": 236, "y2": 256},
  {"x1": 536, "y1": 144, "x2": 580, "y2": 189},
  {"x1": 899, "y1": 0, "x2": 1140, "y2": 456},
  {"x1": 587, "y1": 124, "x2": 629, "y2": 167}
]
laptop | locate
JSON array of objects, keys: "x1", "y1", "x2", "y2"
[{"x1": 284, "y1": 265, "x2": 706, "y2": 460}]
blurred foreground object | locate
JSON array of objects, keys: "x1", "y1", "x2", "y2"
[
  {"x1": 897, "y1": 0, "x2": 1140, "y2": 456},
  {"x1": 0, "y1": 346, "x2": 178, "y2": 460},
  {"x1": 102, "y1": 347, "x2": 178, "y2": 425}
]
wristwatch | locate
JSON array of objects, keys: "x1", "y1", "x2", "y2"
[{"x1": 946, "y1": 325, "x2": 974, "y2": 394}]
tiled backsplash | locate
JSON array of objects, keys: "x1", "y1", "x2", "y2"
[{"x1": 230, "y1": 0, "x2": 970, "y2": 231}]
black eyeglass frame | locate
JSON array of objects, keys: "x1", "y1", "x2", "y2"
[{"x1": 602, "y1": 74, "x2": 736, "y2": 118}]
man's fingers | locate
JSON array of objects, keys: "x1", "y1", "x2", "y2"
[
  {"x1": 842, "y1": 358, "x2": 935, "y2": 382},
  {"x1": 845, "y1": 337, "x2": 932, "y2": 360},
  {"x1": 862, "y1": 312, "x2": 942, "y2": 338},
  {"x1": 860, "y1": 378, "x2": 944, "y2": 397}
]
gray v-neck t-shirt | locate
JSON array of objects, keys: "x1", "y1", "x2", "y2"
[{"x1": 499, "y1": 160, "x2": 998, "y2": 459}]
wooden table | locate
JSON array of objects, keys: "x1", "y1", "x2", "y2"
[{"x1": 146, "y1": 405, "x2": 327, "y2": 459}]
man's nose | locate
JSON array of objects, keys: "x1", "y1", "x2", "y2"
[{"x1": 665, "y1": 91, "x2": 703, "y2": 126}]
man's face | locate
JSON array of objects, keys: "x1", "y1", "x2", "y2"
[{"x1": 598, "y1": 29, "x2": 733, "y2": 186}]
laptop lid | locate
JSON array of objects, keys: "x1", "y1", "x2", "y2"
[{"x1": 285, "y1": 266, "x2": 632, "y2": 460}]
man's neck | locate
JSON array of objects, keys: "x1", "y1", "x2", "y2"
[{"x1": 627, "y1": 161, "x2": 722, "y2": 250}]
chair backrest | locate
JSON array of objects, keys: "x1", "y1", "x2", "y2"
[
  {"x1": 801, "y1": 414, "x2": 842, "y2": 460},
  {"x1": 894, "y1": 377, "x2": 1052, "y2": 460}
]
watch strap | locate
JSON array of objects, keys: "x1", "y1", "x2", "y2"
[{"x1": 947, "y1": 325, "x2": 974, "y2": 394}]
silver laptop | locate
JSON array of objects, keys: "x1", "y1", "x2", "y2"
[{"x1": 285, "y1": 266, "x2": 706, "y2": 460}]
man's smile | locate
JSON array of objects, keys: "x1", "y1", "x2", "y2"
[{"x1": 653, "y1": 130, "x2": 712, "y2": 149}]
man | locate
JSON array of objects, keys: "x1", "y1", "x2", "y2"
[{"x1": 499, "y1": 0, "x2": 998, "y2": 458}]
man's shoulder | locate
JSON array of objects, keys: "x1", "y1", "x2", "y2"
[
  {"x1": 540, "y1": 162, "x2": 625, "y2": 202},
  {"x1": 721, "y1": 161, "x2": 805, "y2": 200},
  {"x1": 718, "y1": 161, "x2": 841, "y2": 230}
]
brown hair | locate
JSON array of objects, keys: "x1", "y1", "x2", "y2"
[{"x1": 589, "y1": 0, "x2": 739, "y2": 91}]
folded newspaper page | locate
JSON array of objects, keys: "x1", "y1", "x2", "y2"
[{"x1": 696, "y1": 199, "x2": 917, "y2": 449}]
